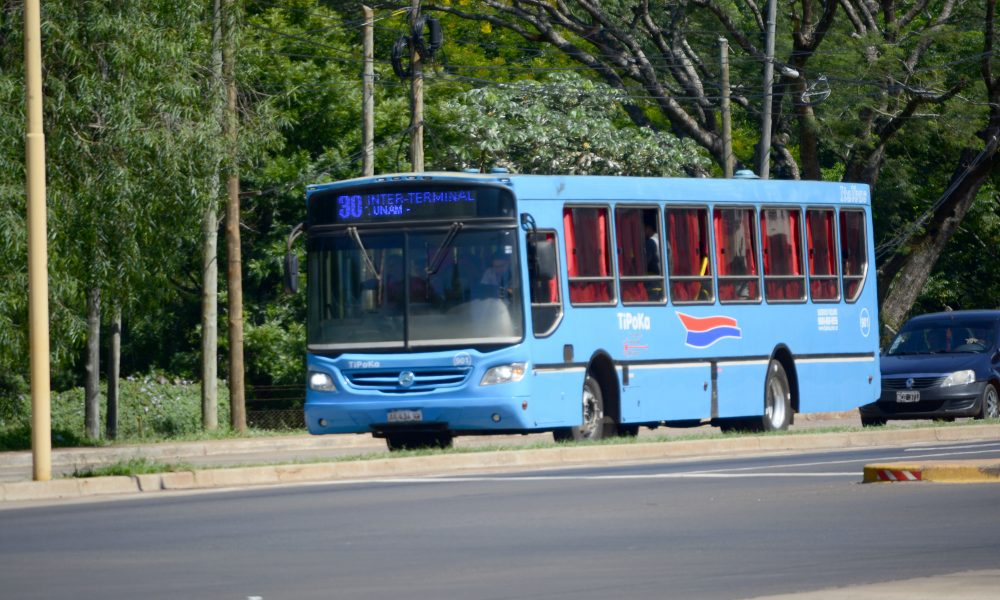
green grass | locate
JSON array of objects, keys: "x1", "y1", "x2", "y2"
[{"x1": 72, "y1": 457, "x2": 194, "y2": 478}]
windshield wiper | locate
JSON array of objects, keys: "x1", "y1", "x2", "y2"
[
  {"x1": 426, "y1": 222, "x2": 464, "y2": 276},
  {"x1": 347, "y1": 226, "x2": 380, "y2": 281}
]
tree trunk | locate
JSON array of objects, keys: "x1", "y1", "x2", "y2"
[
  {"x1": 223, "y1": 0, "x2": 246, "y2": 433},
  {"x1": 106, "y1": 308, "x2": 120, "y2": 440},
  {"x1": 84, "y1": 287, "x2": 101, "y2": 440},
  {"x1": 878, "y1": 147, "x2": 1000, "y2": 337},
  {"x1": 202, "y1": 193, "x2": 220, "y2": 430}
]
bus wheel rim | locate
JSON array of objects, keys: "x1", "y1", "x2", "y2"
[
  {"x1": 582, "y1": 384, "x2": 600, "y2": 436},
  {"x1": 766, "y1": 378, "x2": 786, "y2": 428}
]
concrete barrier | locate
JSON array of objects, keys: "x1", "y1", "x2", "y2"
[{"x1": 863, "y1": 460, "x2": 1000, "y2": 483}]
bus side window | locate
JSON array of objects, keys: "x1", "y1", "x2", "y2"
[
  {"x1": 840, "y1": 210, "x2": 868, "y2": 302},
  {"x1": 806, "y1": 208, "x2": 840, "y2": 301},
  {"x1": 761, "y1": 208, "x2": 806, "y2": 302},
  {"x1": 665, "y1": 206, "x2": 714, "y2": 303},
  {"x1": 563, "y1": 206, "x2": 616, "y2": 305},
  {"x1": 527, "y1": 231, "x2": 562, "y2": 336},
  {"x1": 714, "y1": 207, "x2": 761, "y2": 302},
  {"x1": 615, "y1": 206, "x2": 664, "y2": 304}
]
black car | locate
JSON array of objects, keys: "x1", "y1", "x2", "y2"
[{"x1": 861, "y1": 310, "x2": 1000, "y2": 426}]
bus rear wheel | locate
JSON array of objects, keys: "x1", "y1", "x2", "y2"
[
  {"x1": 384, "y1": 431, "x2": 453, "y2": 451},
  {"x1": 553, "y1": 374, "x2": 608, "y2": 442},
  {"x1": 762, "y1": 359, "x2": 792, "y2": 431}
]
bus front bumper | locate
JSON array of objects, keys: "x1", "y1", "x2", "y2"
[{"x1": 305, "y1": 395, "x2": 537, "y2": 435}]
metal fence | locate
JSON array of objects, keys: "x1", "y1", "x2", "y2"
[{"x1": 247, "y1": 385, "x2": 305, "y2": 431}]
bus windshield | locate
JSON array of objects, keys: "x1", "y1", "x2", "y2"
[{"x1": 307, "y1": 227, "x2": 524, "y2": 352}]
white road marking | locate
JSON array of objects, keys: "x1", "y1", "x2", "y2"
[
  {"x1": 903, "y1": 442, "x2": 1000, "y2": 452},
  {"x1": 371, "y1": 472, "x2": 860, "y2": 483}
]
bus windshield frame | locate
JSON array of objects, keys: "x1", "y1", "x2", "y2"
[{"x1": 304, "y1": 181, "x2": 524, "y2": 354}]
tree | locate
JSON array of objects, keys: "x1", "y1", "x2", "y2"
[
  {"x1": 0, "y1": 1, "x2": 224, "y2": 437},
  {"x1": 430, "y1": 0, "x2": 1000, "y2": 327},
  {"x1": 432, "y1": 71, "x2": 708, "y2": 174}
]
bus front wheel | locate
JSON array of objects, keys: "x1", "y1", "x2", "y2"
[{"x1": 554, "y1": 374, "x2": 607, "y2": 442}]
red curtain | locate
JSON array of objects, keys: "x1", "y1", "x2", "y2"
[
  {"x1": 807, "y1": 210, "x2": 838, "y2": 300},
  {"x1": 616, "y1": 209, "x2": 648, "y2": 302},
  {"x1": 763, "y1": 209, "x2": 803, "y2": 300},
  {"x1": 667, "y1": 208, "x2": 706, "y2": 301},
  {"x1": 565, "y1": 208, "x2": 611, "y2": 303}
]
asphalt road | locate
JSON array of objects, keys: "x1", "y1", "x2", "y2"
[{"x1": 2, "y1": 439, "x2": 999, "y2": 600}]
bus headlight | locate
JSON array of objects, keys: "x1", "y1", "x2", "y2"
[
  {"x1": 309, "y1": 371, "x2": 337, "y2": 392},
  {"x1": 480, "y1": 362, "x2": 527, "y2": 386},
  {"x1": 941, "y1": 370, "x2": 975, "y2": 387}
]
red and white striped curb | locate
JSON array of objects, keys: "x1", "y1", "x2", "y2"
[{"x1": 873, "y1": 468, "x2": 922, "y2": 482}]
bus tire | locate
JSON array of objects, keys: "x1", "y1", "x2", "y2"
[
  {"x1": 762, "y1": 359, "x2": 792, "y2": 431},
  {"x1": 618, "y1": 424, "x2": 640, "y2": 437},
  {"x1": 553, "y1": 374, "x2": 606, "y2": 442},
  {"x1": 385, "y1": 431, "x2": 453, "y2": 451}
]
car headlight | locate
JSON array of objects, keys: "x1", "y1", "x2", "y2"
[
  {"x1": 480, "y1": 362, "x2": 527, "y2": 386},
  {"x1": 941, "y1": 370, "x2": 975, "y2": 387},
  {"x1": 308, "y1": 371, "x2": 337, "y2": 392}
]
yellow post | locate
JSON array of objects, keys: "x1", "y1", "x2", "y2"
[{"x1": 24, "y1": 0, "x2": 52, "y2": 481}]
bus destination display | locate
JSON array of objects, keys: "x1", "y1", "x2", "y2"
[
  {"x1": 337, "y1": 189, "x2": 476, "y2": 221},
  {"x1": 309, "y1": 185, "x2": 515, "y2": 225}
]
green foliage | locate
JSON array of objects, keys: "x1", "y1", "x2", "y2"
[
  {"x1": 433, "y1": 72, "x2": 709, "y2": 175},
  {"x1": 0, "y1": 376, "x2": 232, "y2": 449}
]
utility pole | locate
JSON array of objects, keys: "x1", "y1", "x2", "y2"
[
  {"x1": 409, "y1": 0, "x2": 424, "y2": 172},
  {"x1": 223, "y1": 0, "x2": 246, "y2": 433},
  {"x1": 106, "y1": 310, "x2": 120, "y2": 439},
  {"x1": 24, "y1": 0, "x2": 52, "y2": 481},
  {"x1": 719, "y1": 37, "x2": 733, "y2": 178},
  {"x1": 757, "y1": 0, "x2": 777, "y2": 179},
  {"x1": 362, "y1": 5, "x2": 375, "y2": 177},
  {"x1": 202, "y1": 0, "x2": 223, "y2": 431}
]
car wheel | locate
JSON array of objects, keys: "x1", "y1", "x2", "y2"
[
  {"x1": 977, "y1": 383, "x2": 1000, "y2": 420},
  {"x1": 861, "y1": 416, "x2": 887, "y2": 427}
]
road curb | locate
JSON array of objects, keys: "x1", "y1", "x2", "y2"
[
  {"x1": 863, "y1": 460, "x2": 1000, "y2": 483},
  {"x1": 4, "y1": 424, "x2": 1000, "y2": 504}
]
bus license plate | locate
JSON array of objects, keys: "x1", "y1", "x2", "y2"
[
  {"x1": 896, "y1": 391, "x2": 920, "y2": 403},
  {"x1": 387, "y1": 409, "x2": 423, "y2": 423}
]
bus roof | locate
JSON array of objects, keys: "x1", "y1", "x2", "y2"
[{"x1": 306, "y1": 172, "x2": 870, "y2": 207}]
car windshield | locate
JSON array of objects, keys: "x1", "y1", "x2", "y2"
[
  {"x1": 886, "y1": 319, "x2": 997, "y2": 356},
  {"x1": 306, "y1": 227, "x2": 523, "y2": 352}
]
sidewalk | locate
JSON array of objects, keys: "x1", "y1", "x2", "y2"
[{"x1": 746, "y1": 569, "x2": 1000, "y2": 599}]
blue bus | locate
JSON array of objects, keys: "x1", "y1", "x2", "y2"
[{"x1": 284, "y1": 172, "x2": 879, "y2": 450}]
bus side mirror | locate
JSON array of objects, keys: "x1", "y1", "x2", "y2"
[
  {"x1": 284, "y1": 221, "x2": 305, "y2": 294},
  {"x1": 532, "y1": 237, "x2": 558, "y2": 280},
  {"x1": 283, "y1": 251, "x2": 299, "y2": 294}
]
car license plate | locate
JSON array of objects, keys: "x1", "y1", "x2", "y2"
[
  {"x1": 896, "y1": 391, "x2": 920, "y2": 403},
  {"x1": 387, "y1": 409, "x2": 423, "y2": 423}
]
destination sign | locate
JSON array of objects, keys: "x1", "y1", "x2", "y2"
[
  {"x1": 308, "y1": 183, "x2": 515, "y2": 225},
  {"x1": 336, "y1": 189, "x2": 477, "y2": 221}
]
